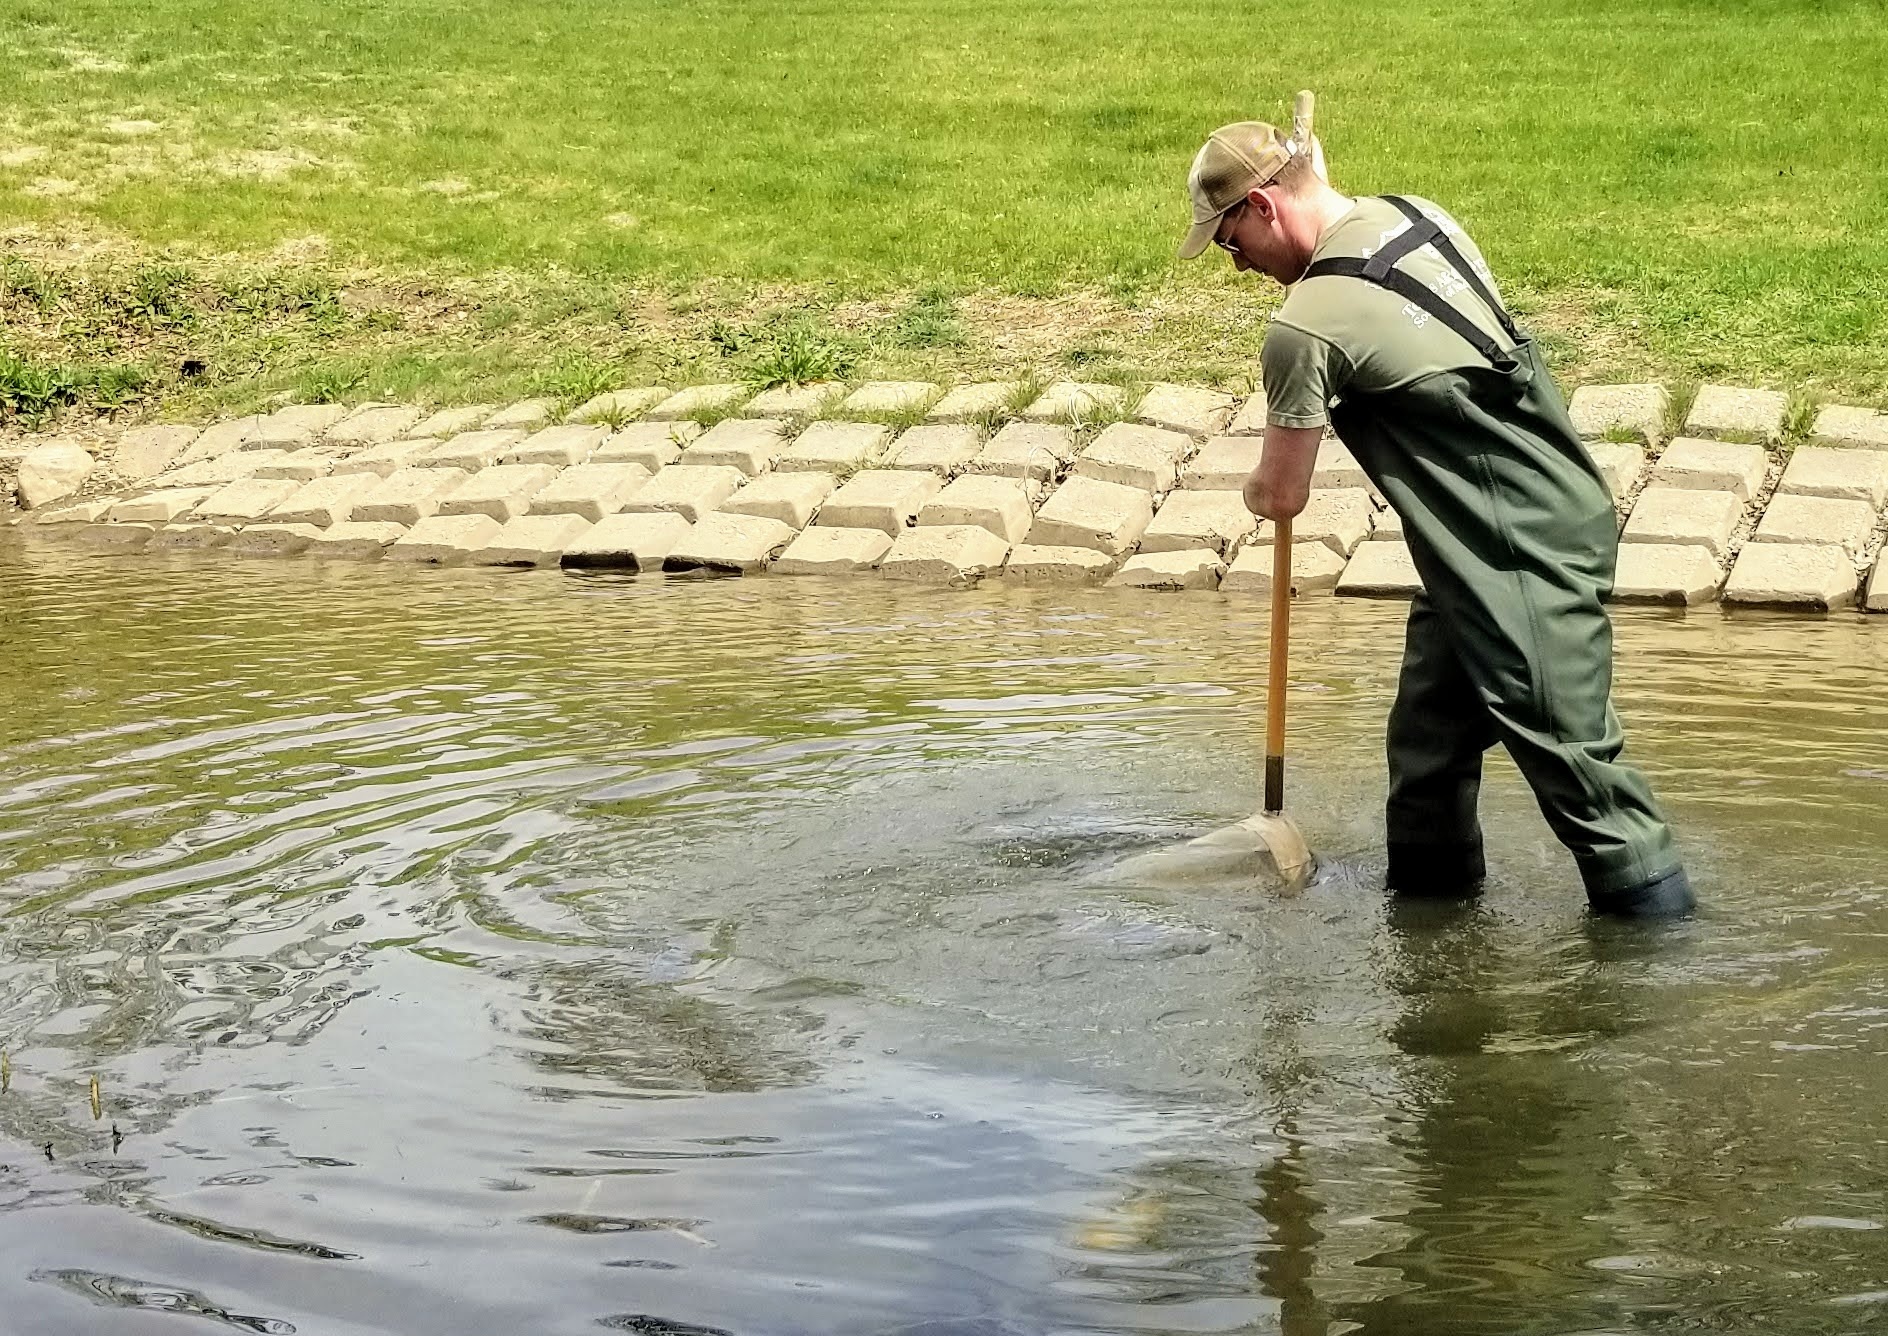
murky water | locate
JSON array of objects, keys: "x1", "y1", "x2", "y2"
[{"x1": 1, "y1": 535, "x2": 1885, "y2": 1335}]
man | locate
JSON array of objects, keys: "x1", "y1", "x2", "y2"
[{"x1": 1178, "y1": 107, "x2": 1693, "y2": 917}]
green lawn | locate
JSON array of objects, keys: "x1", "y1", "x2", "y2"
[{"x1": 2, "y1": 0, "x2": 1886, "y2": 421}]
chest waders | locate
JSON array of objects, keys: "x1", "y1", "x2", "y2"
[{"x1": 1306, "y1": 196, "x2": 1686, "y2": 909}]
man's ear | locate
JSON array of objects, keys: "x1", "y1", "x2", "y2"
[{"x1": 1247, "y1": 186, "x2": 1280, "y2": 222}]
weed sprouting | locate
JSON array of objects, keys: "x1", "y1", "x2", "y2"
[{"x1": 745, "y1": 320, "x2": 854, "y2": 388}]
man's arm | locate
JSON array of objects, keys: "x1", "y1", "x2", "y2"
[{"x1": 1243, "y1": 424, "x2": 1322, "y2": 520}]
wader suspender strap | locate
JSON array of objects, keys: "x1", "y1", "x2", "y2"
[{"x1": 1301, "y1": 195, "x2": 1521, "y2": 371}]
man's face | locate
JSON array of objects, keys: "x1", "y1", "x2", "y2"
[{"x1": 1215, "y1": 188, "x2": 1310, "y2": 285}]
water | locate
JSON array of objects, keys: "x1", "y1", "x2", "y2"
[{"x1": 1, "y1": 535, "x2": 1885, "y2": 1335}]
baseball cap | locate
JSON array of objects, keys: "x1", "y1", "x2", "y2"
[{"x1": 1177, "y1": 121, "x2": 1299, "y2": 260}]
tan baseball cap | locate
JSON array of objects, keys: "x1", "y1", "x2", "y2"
[{"x1": 1177, "y1": 121, "x2": 1298, "y2": 260}]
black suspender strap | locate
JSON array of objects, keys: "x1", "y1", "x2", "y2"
[
  {"x1": 1378, "y1": 194, "x2": 1521, "y2": 344},
  {"x1": 1300, "y1": 256, "x2": 1518, "y2": 371}
]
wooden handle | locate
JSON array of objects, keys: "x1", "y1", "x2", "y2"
[
  {"x1": 1264, "y1": 519, "x2": 1292, "y2": 814},
  {"x1": 1291, "y1": 90, "x2": 1316, "y2": 151}
]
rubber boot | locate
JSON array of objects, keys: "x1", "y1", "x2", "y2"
[
  {"x1": 1386, "y1": 839, "x2": 1486, "y2": 899},
  {"x1": 1587, "y1": 866, "x2": 1695, "y2": 919}
]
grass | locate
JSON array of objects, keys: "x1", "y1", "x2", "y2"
[{"x1": 2, "y1": 0, "x2": 1886, "y2": 428}]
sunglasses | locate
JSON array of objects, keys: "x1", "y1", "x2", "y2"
[{"x1": 1213, "y1": 201, "x2": 1248, "y2": 256}]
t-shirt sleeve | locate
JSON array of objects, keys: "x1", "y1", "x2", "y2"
[{"x1": 1261, "y1": 320, "x2": 1352, "y2": 429}]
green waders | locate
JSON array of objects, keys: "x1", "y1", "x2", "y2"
[{"x1": 1308, "y1": 198, "x2": 1683, "y2": 903}]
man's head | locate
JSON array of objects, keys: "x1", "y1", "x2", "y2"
[{"x1": 1178, "y1": 115, "x2": 1335, "y2": 285}]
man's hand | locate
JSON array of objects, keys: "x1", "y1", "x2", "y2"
[{"x1": 1243, "y1": 424, "x2": 1323, "y2": 520}]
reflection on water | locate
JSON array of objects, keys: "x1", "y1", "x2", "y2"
[{"x1": 0, "y1": 535, "x2": 1885, "y2": 1333}]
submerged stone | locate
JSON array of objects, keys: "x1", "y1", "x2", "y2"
[
  {"x1": 1003, "y1": 544, "x2": 1116, "y2": 584},
  {"x1": 880, "y1": 524, "x2": 1010, "y2": 583},
  {"x1": 1723, "y1": 543, "x2": 1858, "y2": 610},
  {"x1": 150, "y1": 522, "x2": 238, "y2": 550},
  {"x1": 75, "y1": 522, "x2": 154, "y2": 551},
  {"x1": 1107, "y1": 549, "x2": 1225, "y2": 590},
  {"x1": 228, "y1": 522, "x2": 323, "y2": 557},
  {"x1": 308, "y1": 520, "x2": 408, "y2": 559},
  {"x1": 561, "y1": 511, "x2": 692, "y2": 570},
  {"x1": 771, "y1": 525, "x2": 894, "y2": 575},
  {"x1": 664, "y1": 512, "x2": 796, "y2": 574}
]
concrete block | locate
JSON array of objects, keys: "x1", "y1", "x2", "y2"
[
  {"x1": 718, "y1": 471, "x2": 835, "y2": 529},
  {"x1": 646, "y1": 383, "x2": 747, "y2": 421},
  {"x1": 593, "y1": 421, "x2": 701, "y2": 471},
  {"x1": 150, "y1": 522, "x2": 238, "y2": 550},
  {"x1": 1072, "y1": 422, "x2": 1193, "y2": 493},
  {"x1": 483, "y1": 398, "x2": 557, "y2": 432},
  {"x1": 328, "y1": 404, "x2": 424, "y2": 446},
  {"x1": 307, "y1": 521, "x2": 408, "y2": 559},
  {"x1": 175, "y1": 416, "x2": 261, "y2": 463},
  {"x1": 112, "y1": 425, "x2": 199, "y2": 480},
  {"x1": 664, "y1": 512, "x2": 796, "y2": 574},
  {"x1": 472, "y1": 513, "x2": 594, "y2": 566},
  {"x1": 1685, "y1": 384, "x2": 1787, "y2": 441},
  {"x1": 621, "y1": 464, "x2": 747, "y2": 523},
  {"x1": 1311, "y1": 438, "x2": 1371, "y2": 490},
  {"x1": 561, "y1": 511, "x2": 692, "y2": 570},
  {"x1": 772, "y1": 526, "x2": 894, "y2": 575},
  {"x1": 926, "y1": 382, "x2": 1019, "y2": 423},
  {"x1": 33, "y1": 498, "x2": 115, "y2": 525},
  {"x1": 1025, "y1": 476, "x2": 1154, "y2": 556},
  {"x1": 970, "y1": 423, "x2": 1077, "y2": 483},
  {"x1": 1107, "y1": 549, "x2": 1225, "y2": 591},
  {"x1": 1226, "y1": 391, "x2": 1270, "y2": 436},
  {"x1": 352, "y1": 466, "x2": 472, "y2": 526},
  {"x1": 887, "y1": 424, "x2": 984, "y2": 475},
  {"x1": 332, "y1": 439, "x2": 435, "y2": 478},
  {"x1": 1752, "y1": 492, "x2": 1877, "y2": 557},
  {"x1": 1135, "y1": 382, "x2": 1235, "y2": 438},
  {"x1": 776, "y1": 420, "x2": 892, "y2": 473},
  {"x1": 1620, "y1": 487, "x2": 1742, "y2": 558},
  {"x1": 918, "y1": 474, "x2": 1034, "y2": 542},
  {"x1": 247, "y1": 403, "x2": 349, "y2": 449},
  {"x1": 816, "y1": 469, "x2": 944, "y2": 535},
  {"x1": 1868, "y1": 553, "x2": 1888, "y2": 612},
  {"x1": 841, "y1": 381, "x2": 939, "y2": 416},
  {"x1": 1336, "y1": 541, "x2": 1425, "y2": 597},
  {"x1": 1021, "y1": 381, "x2": 1127, "y2": 424},
  {"x1": 1568, "y1": 383, "x2": 1669, "y2": 445},
  {"x1": 742, "y1": 382, "x2": 844, "y2": 418},
  {"x1": 1140, "y1": 489, "x2": 1256, "y2": 555},
  {"x1": 408, "y1": 405, "x2": 496, "y2": 439},
  {"x1": 108, "y1": 486, "x2": 218, "y2": 524},
  {"x1": 1723, "y1": 543, "x2": 1857, "y2": 610},
  {"x1": 1003, "y1": 544, "x2": 1116, "y2": 584},
  {"x1": 1586, "y1": 442, "x2": 1647, "y2": 499},
  {"x1": 1610, "y1": 543, "x2": 1724, "y2": 606},
  {"x1": 1372, "y1": 507, "x2": 1407, "y2": 541},
  {"x1": 1651, "y1": 437, "x2": 1769, "y2": 500},
  {"x1": 1812, "y1": 404, "x2": 1888, "y2": 451},
  {"x1": 880, "y1": 524, "x2": 1010, "y2": 583},
  {"x1": 1221, "y1": 542, "x2": 1348, "y2": 595},
  {"x1": 18, "y1": 442, "x2": 96, "y2": 509},
  {"x1": 165, "y1": 450, "x2": 286, "y2": 487},
  {"x1": 76, "y1": 522, "x2": 154, "y2": 552},
  {"x1": 386, "y1": 513, "x2": 504, "y2": 565},
  {"x1": 228, "y1": 522, "x2": 322, "y2": 558},
  {"x1": 420, "y1": 430, "x2": 528, "y2": 472},
  {"x1": 196, "y1": 476, "x2": 302, "y2": 523},
  {"x1": 1180, "y1": 435, "x2": 1262, "y2": 490},
  {"x1": 530, "y1": 462, "x2": 653, "y2": 522},
  {"x1": 568, "y1": 387, "x2": 669, "y2": 424},
  {"x1": 1250, "y1": 489, "x2": 1378, "y2": 558},
  {"x1": 507, "y1": 424, "x2": 608, "y2": 466},
  {"x1": 680, "y1": 418, "x2": 790, "y2": 476},
  {"x1": 252, "y1": 446, "x2": 346, "y2": 482},
  {"x1": 268, "y1": 475, "x2": 381, "y2": 528},
  {"x1": 438, "y1": 464, "x2": 560, "y2": 521},
  {"x1": 1779, "y1": 446, "x2": 1888, "y2": 508}
]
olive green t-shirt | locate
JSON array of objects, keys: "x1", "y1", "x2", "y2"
[{"x1": 1262, "y1": 196, "x2": 1516, "y2": 430}]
